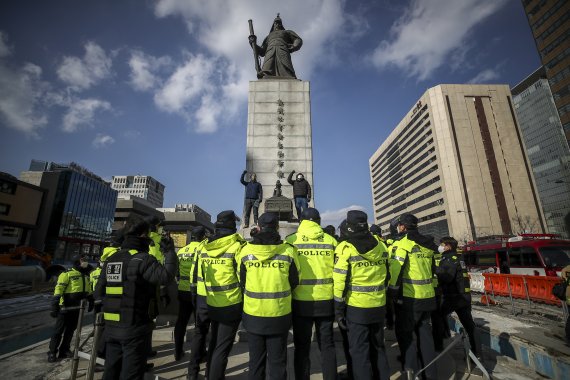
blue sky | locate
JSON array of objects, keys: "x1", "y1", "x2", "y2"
[{"x1": 0, "y1": 0, "x2": 541, "y2": 227}]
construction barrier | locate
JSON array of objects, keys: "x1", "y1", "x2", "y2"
[{"x1": 482, "y1": 273, "x2": 562, "y2": 306}]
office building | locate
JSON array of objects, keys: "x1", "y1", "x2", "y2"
[
  {"x1": 111, "y1": 175, "x2": 165, "y2": 208},
  {"x1": 512, "y1": 67, "x2": 570, "y2": 237},
  {"x1": 521, "y1": 0, "x2": 570, "y2": 143},
  {"x1": 0, "y1": 172, "x2": 46, "y2": 248},
  {"x1": 19, "y1": 160, "x2": 117, "y2": 260},
  {"x1": 369, "y1": 84, "x2": 546, "y2": 242}
]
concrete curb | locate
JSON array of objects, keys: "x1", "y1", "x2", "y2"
[{"x1": 448, "y1": 316, "x2": 570, "y2": 379}]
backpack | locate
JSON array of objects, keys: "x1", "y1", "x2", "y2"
[{"x1": 552, "y1": 278, "x2": 568, "y2": 301}]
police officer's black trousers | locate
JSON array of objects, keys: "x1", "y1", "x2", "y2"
[
  {"x1": 208, "y1": 319, "x2": 240, "y2": 380},
  {"x1": 174, "y1": 293, "x2": 194, "y2": 355},
  {"x1": 346, "y1": 320, "x2": 390, "y2": 380},
  {"x1": 395, "y1": 308, "x2": 437, "y2": 380},
  {"x1": 187, "y1": 297, "x2": 211, "y2": 377},
  {"x1": 247, "y1": 332, "x2": 288, "y2": 380},
  {"x1": 293, "y1": 315, "x2": 337, "y2": 380},
  {"x1": 441, "y1": 303, "x2": 478, "y2": 356},
  {"x1": 103, "y1": 334, "x2": 147, "y2": 380},
  {"x1": 49, "y1": 310, "x2": 79, "y2": 355},
  {"x1": 431, "y1": 295, "x2": 448, "y2": 351},
  {"x1": 385, "y1": 299, "x2": 395, "y2": 329},
  {"x1": 340, "y1": 327, "x2": 354, "y2": 379}
]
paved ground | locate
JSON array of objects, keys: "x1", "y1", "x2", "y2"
[{"x1": 0, "y1": 322, "x2": 546, "y2": 380}]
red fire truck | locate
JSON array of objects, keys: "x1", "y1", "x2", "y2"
[{"x1": 462, "y1": 234, "x2": 570, "y2": 276}]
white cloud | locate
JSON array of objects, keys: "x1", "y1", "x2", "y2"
[
  {"x1": 92, "y1": 133, "x2": 115, "y2": 148},
  {"x1": 320, "y1": 205, "x2": 367, "y2": 230},
  {"x1": 128, "y1": 50, "x2": 172, "y2": 91},
  {"x1": 0, "y1": 61, "x2": 49, "y2": 137},
  {"x1": 0, "y1": 31, "x2": 12, "y2": 58},
  {"x1": 62, "y1": 98, "x2": 111, "y2": 132},
  {"x1": 370, "y1": 0, "x2": 509, "y2": 81},
  {"x1": 57, "y1": 42, "x2": 112, "y2": 90},
  {"x1": 467, "y1": 68, "x2": 501, "y2": 84},
  {"x1": 152, "y1": 0, "x2": 358, "y2": 132}
]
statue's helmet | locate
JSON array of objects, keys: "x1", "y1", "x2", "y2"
[{"x1": 270, "y1": 13, "x2": 284, "y2": 31}]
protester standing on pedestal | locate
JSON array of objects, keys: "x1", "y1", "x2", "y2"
[
  {"x1": 241, "y1": 170, "x2": 263, "y2": 228},
  {"x1": 287, "y1": 170, "x2": 311, "y2": 221}
]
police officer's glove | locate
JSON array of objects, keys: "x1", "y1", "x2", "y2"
[
  {"x1": 160, "y1": 235, "x2": 174, "y2": 253},
  {"x1": 334, "y1": 300, "x2": 347, "y2": 330},
  {"x1": 87, "y1": 296, "x2": 94, "y2": 313},
  {"x1": 50, "y1": 305, "x2": 60, "y2": 318},
  {"x1": 387, "y1": 287, "x2": 402, "y2": 305}
]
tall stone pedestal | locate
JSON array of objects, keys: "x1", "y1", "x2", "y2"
[{"x1": 245, "y1": 79, "x2": 314, "y2": 208}]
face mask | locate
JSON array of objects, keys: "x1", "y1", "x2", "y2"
[
  {"x1": 80, "y1": 261, "x2": 89, "y2": 268},
  {"x1": 437, "y1": 246, "x2": 446, "y2": 253},
  {"x1": 157, "y1": 226, "x2": 164, "y2": 234}
]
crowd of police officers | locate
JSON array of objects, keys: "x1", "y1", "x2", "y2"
[{"x1": 47, "y1": 205, "x2": 478, "y2": 380}]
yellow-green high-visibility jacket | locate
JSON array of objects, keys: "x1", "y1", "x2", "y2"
[
  {"x1": 389, "y1": 233, "x2": 436, "y2": 311},
  {"x1": 177, "y1": 240, "x2": 204, "y2": 292},
  {"x1": 237, "y1": 241, "x2": 300, "y2": 335},
  {"x1": 333, "y1": 239, "x2": 389, "y2": 324},
  {"x1": 90, "y1": 267, "x2": 102, "y2": 293},
  {"x1": 100, "y1": 246, "x2": 119, "y2": 262},
  {"x1": 199, "y1": 233, "x2": 245, "y2": 322},
  {"x1": 432, "y1": 250, "x2": 442, "y2": 293},
  {"x1": 54, "y1": 267, "x2": 91, "y2": 309},
  {"x1": 190, "y1": 241, "x2": 207, "y2": 297},
  {"x1": 149, "y1": 231, "x2": 165, "y2": 264},
  {"x1": 285, "y1": 220, "x2": 337, "y2": 316}
]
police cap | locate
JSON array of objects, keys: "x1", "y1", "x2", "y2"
[
  {"x1": 258, "y1": 212, "x2": 279, "y2": 229},
  {"x1": 346, "y1": 210, "x2": 368, "y2": 232},
  {"x1": 301, "y1": 208, "x2": 321, "y2": 223},
  {"x1": 215, "y1": 210, "x2": 239, "y2": 230}
]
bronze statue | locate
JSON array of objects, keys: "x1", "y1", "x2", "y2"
[
  {"x1": 273, "y1": 180, "x2": 282, "y2": 197},
  {"x1": 248, "y1": 14, "x2": 302, "y2": 79}
]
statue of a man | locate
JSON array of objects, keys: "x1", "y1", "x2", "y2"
[{"x1": 249, "y1": 14, "x2": 302, "y2": 79}]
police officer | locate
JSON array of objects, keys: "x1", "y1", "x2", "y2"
[
  {"x1": 337, "y1": 219, "x2": 353, "y2": 380},
  {"x1": 333, "y1": 210, "x2": 390, "y2": 380},
  {"x1": 285, "y1": 208, "x2": 338, "y2": 380},
  {"x1": 238, "y1": 212, "x2": 300, "y2": 380},
  {"x1": 95, "y1": 215, "x2": 177, "y2": 380},
  {"x1": 100, "y1": 230, "x2": 124, "y2": 262},
  {"x1": 369, "y1": 224, "x2": 383, "y2": 242},
  {"x1": 174, "y1": 226, "x2": 206, "y2": 361},
  {"x1": 199, "y1": 211, "x2": 245, "y2": 379},
  {"x1": 48, "y1": 254, "x2": 92, "y2": 362},
  {"x1": 188, "y1": 232, "x2": 212, "y2": 380},
  {"x1": 436, "y1": 236, "x2": 479, "y2": 356},
  {"x1": 387, "y1": 213, "x2": 438, "y2": 379},
  {"x1": 431, "y1": 234, "x2": 448, "y2": 352},
  {"x1": 384, "y1": 217, "x2": 404, "y2": 331}
]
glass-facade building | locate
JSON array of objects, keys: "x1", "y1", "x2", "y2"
[
  {"x1": 21, "y1": 160, "x2": 117, "y2": 262},
  {"x1": 512, "y1": 67, "x2": 570, "y2": 238}
]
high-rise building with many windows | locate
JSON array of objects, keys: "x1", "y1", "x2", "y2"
[
  {"x1": 369, "y1": 85, "x2": 546, "y2": 242},
  {"x1": 111, "y1": 175, "x2": 165, "y2": 208},
  {"x1": 512, "y1": 67, "x2": 570, "y2": 237},
  {"x1": 521, "y1": 0, "x2": 570, "y2": 144},
  {"x1": 19, "y1": 160, "x2": 117, "y2": 261}
]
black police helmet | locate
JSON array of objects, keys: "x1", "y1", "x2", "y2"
[
  {"x1": 346, "y1": 210, "x2": 368, "y2": 233},
  {"x1": 191, "y1": 226, "x2": 206, "y2": 241},
  {"x1": 370, "y1": 224, "x2": 382, "y2": 237}
]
